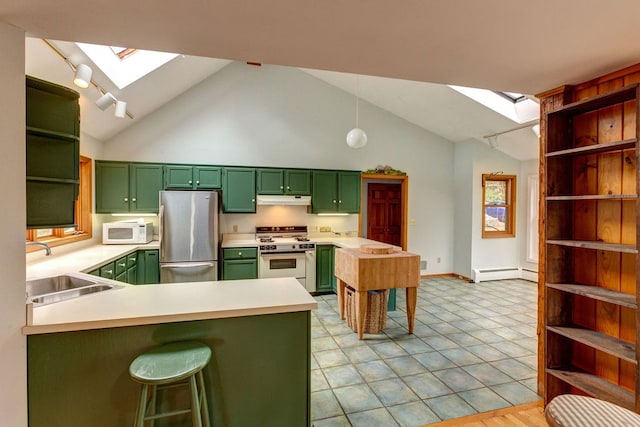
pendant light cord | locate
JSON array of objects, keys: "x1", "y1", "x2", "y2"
[{"x1": 355, "y1": 75, "x2": 360, "y2": 127}]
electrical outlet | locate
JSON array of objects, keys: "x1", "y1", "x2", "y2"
[
  {"x1": 233, "y1": 225, "x2": 238, "y2": 232},
  {"x1": 319, "y1": 226, "x2": 331, "y2": 232},
  {"x1": 420, "y1": 260, "x2": 427, "y2": 270},
  {"x1": 437, "y1": 257, "x2": 441, "y2": 263}
]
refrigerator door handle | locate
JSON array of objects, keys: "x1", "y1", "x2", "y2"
[
  {"x1": 160, "y1": 262, "x2": 215, "y2": 269},
  {"x1": 159, "y1": 204, "x2": 165, "y2": 259}
]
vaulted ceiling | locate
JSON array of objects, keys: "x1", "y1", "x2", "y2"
[{"x1": 7, "y1": 0, "x2": 640, "y2": 160}]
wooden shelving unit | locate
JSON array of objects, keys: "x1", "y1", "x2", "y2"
[{"x1": 543, "y1": 83, "x2": 640, "y2": 411}]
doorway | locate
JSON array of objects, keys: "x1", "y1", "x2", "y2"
[
  {"x1": 360, "y1": 174, "x2": 408, "y2": 250},
  {"x1": 367, "y1": 183, "x2": 402, "y2": 247}
]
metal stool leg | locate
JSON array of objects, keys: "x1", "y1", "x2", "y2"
[
  {"x1": 135, "y1": 384, "x2": 148, "y2": 427},
  {"x1": 189, "y1": 374, "x2": 202, "y2": 427},
  {"x1": 197, "y1": 370, "x2": 211, "y2": 427}
]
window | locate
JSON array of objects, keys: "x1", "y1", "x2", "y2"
[
  {"x1": 26, "y1": 156, "x2": 92, "y2": 249},
  {"x1": 482, "y1": 173, "x2": 516, "y2": 238}
]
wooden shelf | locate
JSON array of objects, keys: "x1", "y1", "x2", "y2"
[
  {"x1": 547, "y1": 326, "x2": 636, "y2": 363},
  {"x1": 548, "y1": 84, "x2": 638, "y2": 117},
  {"x1": 547, "y1": 369, "x2": 635, "y2": 411},
  {"x1": 546, "y1": 283, "x2": 637, "y2": 309},
  {"x1": 545, "y1": 138, "x2": 637, "y2": 158},
  {"x1": 546, "y1": 194, "x2": 637, "y2": 201},
  {"x1": 546, "y1": 239, "x2": 638, "y2": 254},
  {"x1": 26, "y1": 126, "x2": 79, "y2": 142},
  {"x1": 26, "y1": 176, "x2": 79, "y2": 185}
]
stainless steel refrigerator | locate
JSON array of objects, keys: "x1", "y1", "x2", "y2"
[{"x1": 159, "y1": 190, "x2": 219, "y2": 283}]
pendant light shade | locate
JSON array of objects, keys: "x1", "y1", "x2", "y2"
[
  {"x1": 346, "y1": 127, "x2": 368, "y2": 149},
  {"x1": 114, "y1": 100, "x2": 128, "y2": 118},
  {"x1": 73, "y1": 63, "x2": 92, "y2": 88}
]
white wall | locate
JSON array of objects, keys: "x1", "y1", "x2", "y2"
[
  {"x1": 453, "y1": 138, "x2": 534, "y2": 276},
  {"x1": 519, "y1": 158, "x2": 539, "y2": 271},
  {"x1": 0, "y1": 22, "x2": 27, "y2": 427},
  {"x1": 103, "y1": 62, "x2": 456, "y2": 274}
]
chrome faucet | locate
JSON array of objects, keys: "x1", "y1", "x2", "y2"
[{"x1": 26, "y1": 241, "x2": 52, "y2": 256}]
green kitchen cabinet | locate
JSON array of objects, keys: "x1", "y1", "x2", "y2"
[
  {"x1": 126, "y1": 265, "x2": 138, "y2": 284},
  {"x1": 257, "y1": 168, "x2": 311, "y2": 195},
  {"x1": 137, "y1": 250, "x2": 160, "y2": 285},
  {"x1": 96, "y1": 162, "x2": 163, "y2": 213},
  {"x1": 114, "y1": 256, "x2": 128, "y2": 277},
  {"x1": 316, "y1": 245, "x2": 335, "y2": 293},
  {"x1": 311, "y1": 170, "x2": 361, "y2": 213},
  {"x1": 99, "y1": 262, "x2": 116, "y2": 280},
  {"x1": 222, "y1": 247, "x2": 258, "y2": 280},
  {"x1": 164, "y1": 165, "x2": 221, "y2": 190},
  {"x1": 222, "y1": 167, "x2": 256, "y2": 213},
  {"x1": 26, "y1": 76, "x2": 80, "y2": 229}
]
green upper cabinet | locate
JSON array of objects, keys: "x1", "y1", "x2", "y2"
[
  {"x1": 96, "y1": 161, "x2": 163, "y2": 213},
  {"x1": 257, "y1": 169, "x2": 311, "y2": 195},
  {"x1": 222, "y1": 167, "x2": 256, "y2": 213},
  {"x1": 164, "y1": 165, "x2": 221, "y2": 190},
  {"x1": 285, "y1": 170, "x2": 311, "y2": 195},
  {"x1": 26, "y1": 76, "x2": 80, "y2": 228},
  {"x1": 336, "y1": 171, "x2": 361, "y2": 213},
  {"x1": 311, "y1": 170, "x2": 360, "y2": 213}
]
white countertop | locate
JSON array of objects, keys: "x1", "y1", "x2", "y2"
[
  {"x1": 26, "y1": 241, "x2": 160, "y2": 280},
  {"x1": 24, "y1": 277, "x2": 316, "y2": 335},
  {"x1": 221, "y1": 233, "x2": 391, "y2": 250}
]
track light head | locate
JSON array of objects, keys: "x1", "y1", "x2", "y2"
[
  {"x1": 96, "y1": 92, "x2": 116, "y2": 110},
  {"x1": 73, "y1": 63, "x2": 92, "y2": 88},
  {"x1": 114, "y1": 100, "x2": 127, "y2": 118},
  {"x1": 487, "y1": 136, "x2": 498, "y2": 149}
]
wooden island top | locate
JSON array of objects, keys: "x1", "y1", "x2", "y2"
[{"x1": 334, "y1": 246, "x2": 420, "y2": 339}]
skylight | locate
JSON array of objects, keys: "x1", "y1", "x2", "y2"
[
  {"x1": 77, "y1": 43, "x2": 179, "y2": 89},
  {"x1": 449, "y1": 85, "x2": 539, "y2": 124}
]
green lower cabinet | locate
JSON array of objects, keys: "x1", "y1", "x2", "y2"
[
  {"x1": 315, "y1": 245, "x2": 335, "y2": 293},
  {"x1": 223, "y1": 260, "x2": 258, "y2": 280},
  {"x1": 222, "y1": 247, "x2": 258, "y2": 280},
  {"x1": 115, "y1": 271, "x2": 127, "y2": 282},
  {"x1": 126, "y1": 264, "x2": 138, "y2": 284},
  {"x1": 137, "y1": 250, "x2": 160, "y2": 284},
  {"x1": 99, "y1": 262, "x2": 115, "y2": 280}
]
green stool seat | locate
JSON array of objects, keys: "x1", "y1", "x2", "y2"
[{"x1": 129, "y1": 341, "x2": 212, "y2": 427}]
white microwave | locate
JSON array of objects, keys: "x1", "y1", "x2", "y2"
[{"x1": 103, "y1": 221, "x2": 153, "y2": 244}]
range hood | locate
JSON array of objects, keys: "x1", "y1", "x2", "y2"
[{"x1": 256, "y1": 195, "x2": 311, "y2": 206}]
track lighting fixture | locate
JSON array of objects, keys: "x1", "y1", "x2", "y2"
[
  {"x1": 73, "y1": 63, "x2": 92, "y2": 88},
  {"x1": 42, "y1": 39, "x2": 134, "y2": 119},
  {"x1": 487, "y1": 135, "x2": 498, "y2": 149}
]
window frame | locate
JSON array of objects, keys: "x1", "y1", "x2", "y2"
[
  {"x1": 481, "y1": 173, "x2": 516, "y2": 238},
  {"x1": 26, "y1": 155, "x2": 92, "y2": 250}
]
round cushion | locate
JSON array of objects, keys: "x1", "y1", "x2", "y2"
[
  {"x1": 129, "y1": 341, "x2": 211, "y2": 385},
  {"x1": 546, "y1": 394, "x2": 640, "y2": 427}
]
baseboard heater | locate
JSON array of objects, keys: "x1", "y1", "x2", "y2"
[{"x1": 471, "y1": 267, "x2": 538, "y2": 283}]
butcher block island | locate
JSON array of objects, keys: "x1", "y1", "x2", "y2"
[
  {"x1": 334, "y1": 245, "x2": 420, "y2": 340},
  {"x1": 24, "y1": 278, "x2": 317, "y2": 427}
]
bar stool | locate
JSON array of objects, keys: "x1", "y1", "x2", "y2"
[{"x1": 129, "y1": 341, "x2": 212, "y2": 427}]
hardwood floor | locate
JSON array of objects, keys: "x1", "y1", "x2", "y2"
[{"x1": 425, "y1": 401, "x2": 547, "y2": 427}]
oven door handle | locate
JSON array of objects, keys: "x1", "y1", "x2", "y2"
[{"x1": 259, "y1": 252, "x2": 307, "y2": 257}]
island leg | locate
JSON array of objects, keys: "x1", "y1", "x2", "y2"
[
  {"x1": 355, "y1": 290, "x2": 367, "y2": 340},
  {"x1": 406, "y1": 287, "x2": 417, "y2": 334},
  {"x1": 337, "y1": 279, "x2": 346, "y2": 320}
]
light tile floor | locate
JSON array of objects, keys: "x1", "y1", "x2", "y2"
[{"x1": 310, "y1": 277, "x2": 540, "y2": 427}]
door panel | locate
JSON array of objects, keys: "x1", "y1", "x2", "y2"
[{"x1": 367, "y1": 183, "x2": 402, "y2": 246}]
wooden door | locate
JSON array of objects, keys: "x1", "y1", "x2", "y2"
[{"x1": 367, "y1": 183, "x2": 402, "y2": 246}]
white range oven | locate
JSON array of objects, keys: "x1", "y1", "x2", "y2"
[{"x1": 256, "y1": 226, "x2": 316, "y2": 292}]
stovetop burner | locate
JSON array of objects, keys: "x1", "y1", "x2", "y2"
[
  {"x1": 295, "y1": 237, "x2": 310, "y2": 242},
  {"x1": 258, "y1": 237, "x2": 275, "y2": 243}
]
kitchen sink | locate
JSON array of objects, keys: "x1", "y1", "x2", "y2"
[
  {"x1": 26, "y1": 274, "x2": 118, "y2": 306},
  {"x1": 30, "y1": 284, "x2": 115, "y2": 305}
]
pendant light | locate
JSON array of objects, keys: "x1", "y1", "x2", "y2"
[{"x1": 346, "y1": 75, "x2": 367, "y2": 149}]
